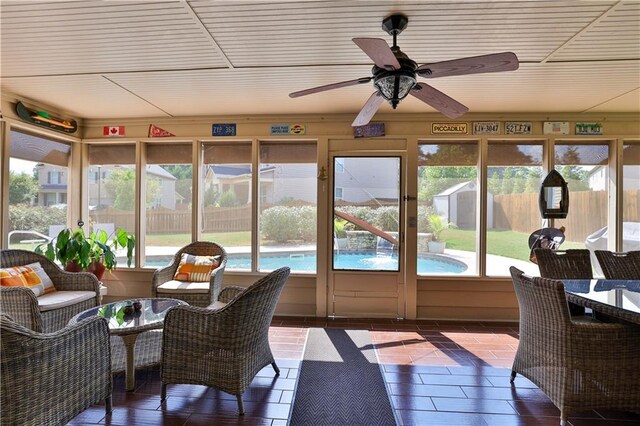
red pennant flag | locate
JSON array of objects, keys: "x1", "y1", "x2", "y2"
[
  {"x1": 148, "y1": 124, "x2": 175, "y2": 137},
  {"x1": 103, "y1": 126, "x2": 125, "y2": 137}
]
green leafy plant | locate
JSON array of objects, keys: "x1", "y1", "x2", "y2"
[
  {"x1": 334, "y1": 218, "x2": 348, "y2": 238},
  {"x1": 427, "y1": 213, "x2": 456, "y2": 242},
  {"x1": 36, "y1": 224, "x2": 135, "y2": 273}
]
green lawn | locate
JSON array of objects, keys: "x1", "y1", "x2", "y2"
[{"x1": 443, "y1": 229, "x2": 584, "y2": 262}]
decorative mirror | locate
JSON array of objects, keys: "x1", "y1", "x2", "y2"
[{"x1": 539, "y1": 169, "x2": 569, "y2": 218}]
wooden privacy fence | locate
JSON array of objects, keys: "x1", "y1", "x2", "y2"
[
  {"x1": 493, "y1": 190, "x2": 639, "y2": 242},
  {"x1": 90, "y1": 205, "x2": 252, "y2": 234}
]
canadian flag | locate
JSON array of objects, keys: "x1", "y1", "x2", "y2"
[{"x1": 104, "y1": 126, "x2": 125, "y2": 137}]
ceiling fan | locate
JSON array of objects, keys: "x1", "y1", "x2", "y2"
[{"x1": 289, "y1": 14, "x2": 519, "y2": 127}]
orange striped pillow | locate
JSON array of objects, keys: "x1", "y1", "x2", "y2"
[
  {"x1": 0, "y1": 263, "x2": 56, "y2": 296},
  {"x1": 173, "y1": 254, "x2": 221, "y2": 282}
]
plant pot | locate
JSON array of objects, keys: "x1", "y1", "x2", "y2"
[
  {"x1": 335, "y1": 237, "x2": 348, "y2": 249},
  {"x1": 64, "y1": 260, "x2": 83, "y2": 273},
  {"x1": 87, "y1": 260, "x2": 107, "y2": 281},
  {"x1": 428, "y1": 241, "x2": 446, "y2": 254}
]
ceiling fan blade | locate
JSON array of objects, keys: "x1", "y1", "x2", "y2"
[
  {"x1": 289, "y1": 76, "x2": 372, "y2": 98},
  {"x1": 352, "y1": 38, "x2": 400, "y2": 70},
  {"x1": 352, "y1": 92, "x2": 385, "y2": 127},
  {"x1": 410, "y1": 83, "x2": 469, "y2": 118},
  {"x1": 417, "y1": 52, "x2": 519, "y2": 78}
]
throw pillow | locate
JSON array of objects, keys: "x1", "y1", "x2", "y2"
[
  {"x1": 173, "y1": 254, "x2": 221, "y2": 282},
  {"x1": 0, "y1": 263, "x2": 56, "y2": 296}
]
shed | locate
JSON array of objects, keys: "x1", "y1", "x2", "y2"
[{"x1": 433, "y1": 181, "x2": 494, "y2": 229}]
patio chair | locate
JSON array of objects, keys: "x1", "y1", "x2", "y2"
[
  {"x1": 161, "y1": 267, "x2": 290, "y2": 415},
  {"x1": 1, "y1": 314, "x2": 112, "y2": 426},
  {"x1": 152, "y1": 241, "x2": 227, "y2": 307},
  {"x1": 594, "y1": 250, "x2": 640, "y2": 279},
  {"x1": 509, "y1": 267, "x2": 640, "y2": 425},
  {"x1": 534, "y1": 248, "x2": 593, "y2": 315}
]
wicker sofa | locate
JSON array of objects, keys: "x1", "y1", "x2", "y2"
[
  {"x1": 0, "y1": 249, "x2": 101, "y2": 333},
  {"x1": 0, "y1": 314, "x2": 112, "y2": 426}
]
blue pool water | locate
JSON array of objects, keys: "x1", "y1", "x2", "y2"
[
  {"x1": 226, "y1": 251, "x2": 467, "y2": 274},
  {"x1": 145, "y1": 251, "x2": 467, "y2": 274}
]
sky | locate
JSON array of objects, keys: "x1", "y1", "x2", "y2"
[{"x1": 10, "y1": 158, "x2": 38, "y2": 175}]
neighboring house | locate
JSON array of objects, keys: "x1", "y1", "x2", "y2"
[
  {"x1": 589, "y1": 165, "x2": 640, "y2": 191},
  {"x1": 433, "y1": 181, "x2": 494, "y2": 229},
  {"x1": 203, "y1": 164, "x2": 316, "y2": 205},
  {"x1": 34, "y1": 163, "x2": 67, "y2": 206},
  {"x1": 334, "y1": 158, "x2": 398, "y2": 203},
  {"x1": 80, "y1": 164, "x2": 179, "y2": 209}
]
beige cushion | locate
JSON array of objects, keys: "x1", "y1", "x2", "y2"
[
  {"x1": 157, "y1": 280, "x2": 209, "y2": 294},
  {"x1": 37, "y1": 291, "x2": 96, "y2": 312},
  {"x1": 207, "y1": 301, "x2": 227, "y2": 310}
]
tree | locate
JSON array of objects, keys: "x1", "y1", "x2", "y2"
[
  {"x1": 104, "y1": 168, "x2": 159, "y2": 209},
  {"x1": 9, "y1": 171, "x2": 38, "y2": 204}
]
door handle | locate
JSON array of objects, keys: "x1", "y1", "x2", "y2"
[{"x1": 403, "y1": 195, "x2": 416, "y2": 201}]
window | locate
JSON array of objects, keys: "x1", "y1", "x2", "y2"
[
  {"x1": 554, "y1": 143, "x2": 609, "y2": 252},
  {"x1": 144, "y1": 143, "x2": 193, "y2": 267},
  {"x1": 201, "y1": 142, "x2": 252, "y2": 271},
  {"x1": 417, "y1": 142, "x2": 478, "y2": 275},
  {"x1": 622, "y1": 141, "x2": 639, "y2": 252},
  {"x1": 8, "y1": 130, "x2": 70, "y2": 249},
  {"x1": 87, "y1": 144, "x2": 137, "y2": 266},
  {"x1": 335, "y1": 158, "x2": 344, "y2": 173},
  {"x1": 259, "y1": 141, "x2": 317, "y2": 273},
  {"x1": 486, "y1": 141, "x2": 543, "y2": 276},
  {"x1": 335, "y1": 187, "x2": 344, "y2": 200}
]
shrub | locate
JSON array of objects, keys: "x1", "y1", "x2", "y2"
[
  {"x1": 261, "y1": 206, "x2": 317, "y2": 243},
  {"x1": 8, "y1": 205, "x2": 67, "y2": 234}
]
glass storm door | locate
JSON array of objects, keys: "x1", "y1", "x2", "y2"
[{"x1": 329, "y1": 154, "x2": 405, "y2": 318}]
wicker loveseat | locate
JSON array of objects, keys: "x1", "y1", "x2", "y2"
[
  {"x1": 0, "y1": 314, "x2": 112, "y2": 426},
  {"x1": 0, "y1": 249, "x2": 101, "y2": 333}
]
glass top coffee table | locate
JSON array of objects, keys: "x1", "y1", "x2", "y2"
[{"x1": 69, "y1": 298, "x2": 186, "y2": 391}]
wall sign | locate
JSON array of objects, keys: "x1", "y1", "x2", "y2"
[
  {"x1": 431, "y1": 123, "x2": 468, "y2": 134},
  {"x1": 543, "y1": 121, "x2": 570, "y2": 135},
  {"x1": 473, "y1": 121, "x2": 500, "y2": 135},
  {"x1": 354, "y1": 122, "x2": 385, "y2": 138},
  {"x1": 270, "y1": 124, "x2": 306, "y2": 135},
  {"x1": 212, "y1": 123, "x2": 236, "y2": 136},
  {"x1": 505, "y1": 121, "x2": 532, "y2": 135},
  {"x1": 575, "y1": 122, "x2": 603, "y2": 135}
]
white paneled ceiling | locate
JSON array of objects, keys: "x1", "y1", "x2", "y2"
[{"x1": 1, "y1": 0, "x2": 639, "y2": 120}]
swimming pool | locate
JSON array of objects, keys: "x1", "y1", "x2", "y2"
[
  {"x1": 143, "y1": 250, "x2": 467, "y2": 273},
  {"x1": 227, "y1": 251, "x2": 467, "y2": 274}
]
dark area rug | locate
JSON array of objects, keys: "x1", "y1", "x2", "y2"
[{"x1": 290, "y1": 328, "x2": 396, "y2": 425}]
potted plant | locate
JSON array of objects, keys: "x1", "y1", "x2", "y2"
[
  {"x1": 334, "y1": 218, "x2": 349, "y2": 249},
  {"x1": 36, "y1": 222, "x2": 135, "y2": 280},
  {"x1": 427, "y1": 213, "x2": 455, "y2": 254}
]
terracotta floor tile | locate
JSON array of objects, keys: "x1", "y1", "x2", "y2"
[{"x1": 65, "y1": 317, "x2": 630, "y2": 425}]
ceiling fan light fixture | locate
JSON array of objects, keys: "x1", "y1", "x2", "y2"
[{"x1": 374, "y1": 73, "x2": 416, "y2": 108}]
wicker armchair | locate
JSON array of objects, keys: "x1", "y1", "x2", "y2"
[
  {"x1": 0, "y1": 249, "x2": 101, "y2": 332},
  {"x1": 151, "y1": 241, "x2": 227, "y2": 307},
  {"x1": 534, "y1": 248, "x2": 593, "y2": 316},
  {"x1": 0, "y1": 314, "x2": 112, "y2": 426},
  {"x1": 161, "y1": 267, "x2": 290, "y2": 415},
  {"x1": 594, "y1": 250, "x2": 640, "y2": 279},
  {"x1": 509, "y1": 267, "x2": 640, "y2": 425}
]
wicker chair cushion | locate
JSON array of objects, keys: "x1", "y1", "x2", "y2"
[
  {"x1": 157, "y1": 280, "x2": 209, "y2": 294},
  {"x1": 0, "y1": 262, "x2": 56, "y2": 296},
  {"x1": 173, "y1": 254, "x2": 221, "y2": 282},
  {"x1": 37, "y1": 291, "x2": 96, "y2": 311}
]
